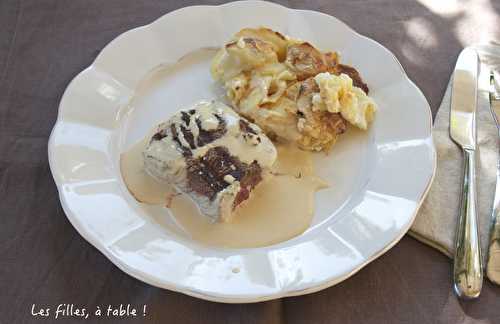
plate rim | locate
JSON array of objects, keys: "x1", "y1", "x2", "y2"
[{"x1": 48, "y1": 0, "x2": 437, "y2": 303}]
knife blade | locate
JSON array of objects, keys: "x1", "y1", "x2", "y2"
[
  {"x1": 449, "y1": 48, "x2": 483, "y2": 299},
  {"x1": 486, "y1": 70, "x2": 500, "y2": 285}
]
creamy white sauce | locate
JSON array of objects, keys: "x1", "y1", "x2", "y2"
[
  {"x1": 121, "y1": 140, "x2": 327, "y2": 248},
  {"x1": 143, "y1": 101, "x2": 277, "y2": 185},
  {"x1": 120, "y1": 136, "x2": 176, "y2": 205}
]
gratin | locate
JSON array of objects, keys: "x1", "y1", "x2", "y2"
[{"x1": 211, "y1": 27, "x2": 377, "y2": 151}]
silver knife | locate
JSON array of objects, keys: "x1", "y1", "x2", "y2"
[
  {"x1": 449, "y1": 47, "x2": 483, "y2": 299},
  {"x1": 487, "y1": 70, "x2": 500, "y2": 285}
]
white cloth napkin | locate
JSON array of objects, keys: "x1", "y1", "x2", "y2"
[{"x1": 409, "y1": 43, "x2": 500, "y2": 265}]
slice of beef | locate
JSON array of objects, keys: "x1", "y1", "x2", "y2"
[
  {"x1": 195, "y1": 114, "x2": 226, "y2": 147},
  {"x1": 186, "y1": 146, "x2": 262, "y2": 204},
  {"x1": 144, "y1": 101, "x2": 277, "y2": 222},
  {"x1": 233, "y1": 161, "x2": 262, "y2": 207}
]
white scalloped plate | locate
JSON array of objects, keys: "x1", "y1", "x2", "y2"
[{"x1": 48, "y1": 1, "x2": 436, "y2": 303}]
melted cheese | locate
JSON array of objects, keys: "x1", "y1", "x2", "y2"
[{"x1": 314, "y1": 72, "x2": 377, "y2": 130}]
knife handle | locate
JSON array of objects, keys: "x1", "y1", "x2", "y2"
[{"x1": 453, "y1": 148, "x2": 483, "y2": 299}]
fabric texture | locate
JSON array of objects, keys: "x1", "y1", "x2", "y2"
[{"x1": 2, "y1": 1, "x2": 500, "y2": 324}]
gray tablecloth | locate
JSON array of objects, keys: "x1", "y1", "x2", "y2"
[{"x1": 1, "y1": 1, "x2": 500, "y2": 323}]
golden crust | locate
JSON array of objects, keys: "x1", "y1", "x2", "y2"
[
  {"x1": 297, "y1": 111, "x2": 347, "y2": 151},
  {"x1": 285, "y1": 42, "x2": 327, "y2": 81},
  {"x1": 331, "y1": 64, "x2": 369, "y2": 94},
  {"x1": 324, "y1": 51, "x2": 339, "y2": 70}
]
